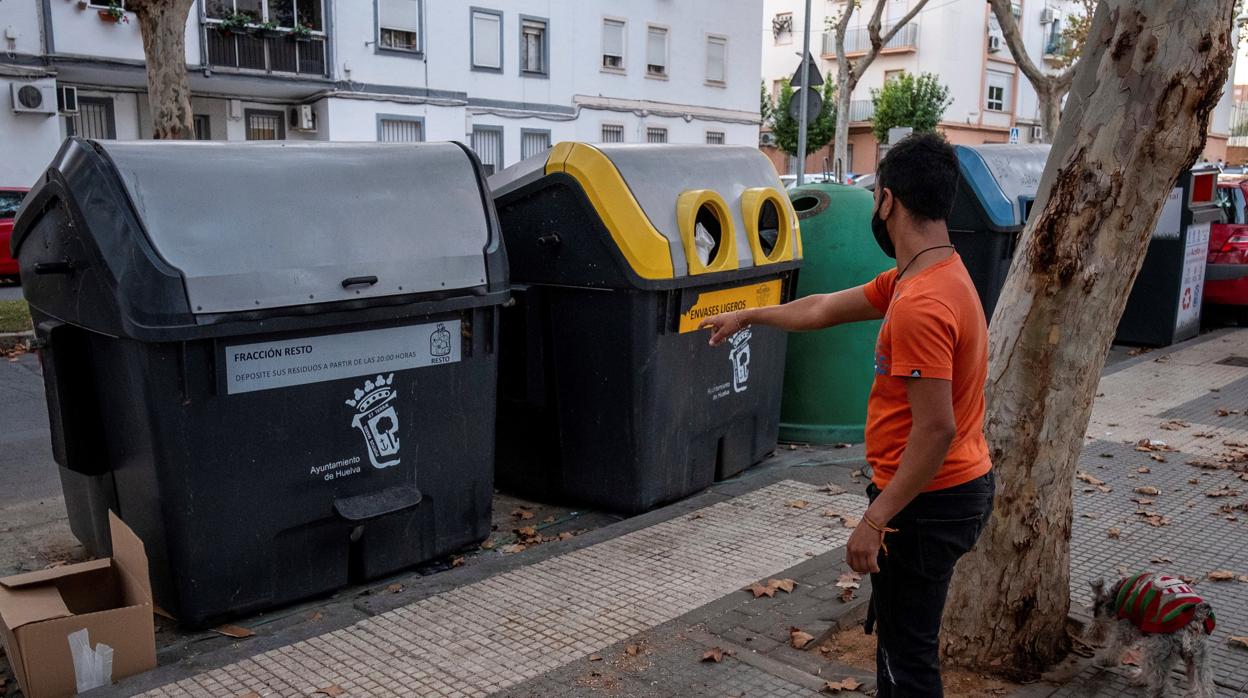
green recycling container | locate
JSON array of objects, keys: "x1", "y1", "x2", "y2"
[{"x1": 779, "y1": 183, "x2": 893, "y2": 444}]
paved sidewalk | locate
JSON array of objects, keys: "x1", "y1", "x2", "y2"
[{"x1": 27, "y1": 329, "x2": 1248, "y2": 697}]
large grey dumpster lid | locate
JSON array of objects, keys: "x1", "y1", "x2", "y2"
[
  {"x1": 103, "y1": 141, "x2": 490, "y2": 315},
  {"x1": 954, "y1": 144, "x2": 1050, "y2": 228}
]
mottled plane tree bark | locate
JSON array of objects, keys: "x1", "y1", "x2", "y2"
[{"x1": 128, "y1": 0, "x2": 197, "y2": 138}]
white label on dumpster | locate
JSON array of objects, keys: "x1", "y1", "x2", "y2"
[
  {"x1": 1174, "y1": 221, "x2": 1210, "y2": 334},
  {"x1": 1152, "y1": 187, "x2": 1183, "y2": 240},
  {"x1": 223, "y1": 321, "x2": 462, "y2": 394}
]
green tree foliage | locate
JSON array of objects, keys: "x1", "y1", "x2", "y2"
[
  {"x1": 767, "y1": 78, "x2": 837, "y2": 156},
  {"x1": 869, "y1": 72, "x2": 952, "y2": 143},
  {"x1": 760, "y1": 80, "x2": 771, "y2": 123}
]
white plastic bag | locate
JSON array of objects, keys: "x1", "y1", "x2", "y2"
[
  {"x1": 68, "y1": 628, "x2": 114, "y2": 693},
  {"x1": 694, "y1": 221, "x2": 716, "y2": 265}
]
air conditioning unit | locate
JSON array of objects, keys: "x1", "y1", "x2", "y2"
[
  {"x1": 759, "y1": 131, "x2": 776, "y2": 147},
  {"x1": 10, "y1": 83, "x2": 56, "y2": 115},
  {"x1": 288, "y1": 104, "x2": 317, "y2": 132},
  {"x1": 1039, "y1": 7, "x2": 1057, "y2": 24},
  {"x1": 57, "y1": 86, "x2": 79, "y2": 114},
  {"x1": 987, "y1": 32, "x2": 1004, "y2": 53},
  {"x1": 1030, "y1": 124, "x2": 1043, "y2": 141}
]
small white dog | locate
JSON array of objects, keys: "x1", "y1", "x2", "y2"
[{"x1": 1085, "y1": 573, "x2": 1215, "y2": 698}]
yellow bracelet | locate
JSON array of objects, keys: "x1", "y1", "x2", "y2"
[{"x1": 863, "y1": 514, "x2": 899, "y2": 555}]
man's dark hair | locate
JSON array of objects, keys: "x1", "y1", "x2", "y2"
[{"x1": 876, "y1": 132, "x2": 959, "y2": 221}]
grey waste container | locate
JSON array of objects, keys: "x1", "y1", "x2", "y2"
[
  {"x1": 1117, "y1": 167, "x2": 1222, "y2": 346},
  {"x1": 12, "y1": 138, "x2": 508, "y2": 626},
  {"x1": 948, "y1": 144, "x2": 1050, "y2": 320}
]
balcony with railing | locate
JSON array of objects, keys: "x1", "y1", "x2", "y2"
[
  {"x1": 848, "y1": 100, "x2": 875, "y2": 123},
  {"x1": 821, "y1": 23, "x2": 918, "y2": 58},
  {"x1": 204, "y1": 26, "x2": 328, "y2": 77}
]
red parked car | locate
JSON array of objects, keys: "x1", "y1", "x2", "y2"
[
  {"x1": 1205, "y1": 179, "x2": 1248, "y2": 312},
  {"x1": 0, "y1": 188, "x2": 28, "y2": 281}
]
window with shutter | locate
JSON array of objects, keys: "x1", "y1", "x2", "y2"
[
  {"x1": 602, "y1": 19, "x2": 625, "y2": 70},
  {"x1": 379, "y1": 118, "x2": 424, "y2": 142},
  {"x1": 706, "y1": 36, "x2": 726, "y2": 84},
  {"x1": 472, "y1": 10, "x2": 502, "y2": 70},
  {"x1": 646, "y1": 26, "x2": 667, "y2": 77},
  {"x1": 706, "y1": 131, "x2": 725, "y2": 145},
  {"x1": 646, "y1": 127, "x2": 667, "y2": 144},
  {"x1": 471, "y1": 126, "x2": 504, "y2": 175},
  {"x1": 379, "y1": 0, "x2": 420, "y2": 52},
  {"x1": 601, "y1": 124, "x2": 624, "y2": 143},
  {"x1": 521, "y1": 130, "x2": 551, "y2": 159},
  {"x1": 520, "y1": 18, "x2": 547, "y2": 74}
]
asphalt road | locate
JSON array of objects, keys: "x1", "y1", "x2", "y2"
[{"x1": 0, "y1": 283, "x2": 22, "y2": 302}]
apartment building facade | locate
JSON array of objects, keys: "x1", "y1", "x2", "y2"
[
  {"x1": 761, "y1": 0, "x2": 1236, "y2": 176},
  {"x1": 0, "y1": 0, "x2": 764, "y2": 188}
]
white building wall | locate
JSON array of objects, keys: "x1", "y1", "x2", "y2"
[
  {"x1": 0, "y1": 0, "x2": 44, "y2": 56},
  {"x1": 0, "y1": 75, "x2": 62, "y2": 187},
  {"x1": 44, "y1": 1, "x2": 200, "y2": 65}
]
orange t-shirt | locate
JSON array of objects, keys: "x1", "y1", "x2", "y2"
[{"x1": 861, "y1": 253, "x2": 991, "y2": 491}]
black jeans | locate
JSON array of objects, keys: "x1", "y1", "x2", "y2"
[{"x1": 865, "y1": 471, "x2": 994, "y2": 698}]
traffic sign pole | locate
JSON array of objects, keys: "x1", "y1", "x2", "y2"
[{"x1": 796, "y1": 0, "x2": 812, "y2": 185}]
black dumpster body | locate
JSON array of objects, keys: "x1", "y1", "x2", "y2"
[
  {"x1": 948, "y1": 144, "x2": 1049, "y2": 321},
  {"x1": 1117, "y1": 168, "x2": 1222, "y2": 346},
  {"x1": 491, "y1": 143, "x2": 802, "y2": 514},
  {"x1": 13, "y1": 139, "x2": 507, "y2": 626}
]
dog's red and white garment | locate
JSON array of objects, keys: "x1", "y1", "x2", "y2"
[{"x1": 1111, "y1": 573, "x2": 1216, "y2": 635}]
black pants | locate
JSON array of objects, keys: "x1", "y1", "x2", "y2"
[{"x1": 865, "y1": 471, "x2": 994, "y2": 698}]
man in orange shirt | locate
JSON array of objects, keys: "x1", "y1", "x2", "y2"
[{"x1": 702, "y1": 134, "x2": 993, "y2": 696}]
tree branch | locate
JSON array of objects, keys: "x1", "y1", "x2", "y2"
[
  {"x1": 986, "y1": 0, "x2": 1055, "y2": 89},
  {"x1": 858, "y1": 0, "x2": 934, "y2": 82}
]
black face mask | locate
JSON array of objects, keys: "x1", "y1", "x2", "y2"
[{"x1": 871, "y1": 205, "x2": 896, "y2": 259}]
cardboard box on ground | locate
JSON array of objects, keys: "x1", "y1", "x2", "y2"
[{"x1": 0, "y1": 512, "x2": 156, "y2": 698}]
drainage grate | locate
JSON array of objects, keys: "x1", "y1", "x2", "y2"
[{"x1": 1215, "y1": 356, "x2": 1248, "y2": 367}]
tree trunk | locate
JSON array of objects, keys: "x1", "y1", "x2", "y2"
[
  {"x1": 130, "y1": 0, "x2": 197, "y2": 139},
  {"x1": 1037, "y1": 86, "x2": 1064, "y2": 144},
  {"x1": 940, "y1": 0, "x2": 1234, "y2": 677},
  {"x1": 833, "y1": 70, "x2": 852, "y2": 177}
]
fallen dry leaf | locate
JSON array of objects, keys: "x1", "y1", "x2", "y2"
[
  {"x1": 836, "y1": 572, "x2": 862, "y2": 589},
  {"x1": 558, "y1": 531, "x2": 574, "y2": 541},
  {"x1": 820, "y1": 483, "x2": 847, "y2": 495},
  {"x1": 701, "y1": 647, "x2": 724, "y2": 663},
  {"x1": 211, "y1": 623, "x2": 255, "y2": 639},
  {"x1": 1180, "y1": 574, "x2": 1197, "y2": 585},
  {"x1": 1189, "y1": 478, "x2": 1201, "y2": 485},
  {"x1": 385, "y1": 583, "x2": 403, "y2": 594},
  {"x1": 451, "y1": 556, "x2": 465, "y2": 567},
  {"x1": 1159, "y1": 419, "x2": 1190, "y2": 431},
  {"x1": 1096, "y1": 485, "x2": 1113, "y2": 494},
  {"x1": 625, "y1": 643, "x2": 642, "y2": 657},
  {"x1": 1208, "y1": 570, "x2": 1238, "y2": 582},
  {"x1": 306, "y1": 611, "x2": 323, "y2": 622},
  {"x1": 1239, "y1": 575, "x2": 1248, "y2": 583},
  {"x1": 746, "y1": 582, "x2": 777, "y2": 599},
  {"x1": 768, "y1": 578, "x2": 797, "y2": 593},
  {"x1": 480, "y1": 537, "x2": 496, "y2": 550},
  {"x1": 1225, "y1": 439, "x2": 1248, "y2": 448},
  {"x1": 1134, "y1": 486, "x2": 1161, "y2": 496},
  {"x1": 839, "y1": 586, "x2": 856, "y2": 603},
  {"x1": 790, "y1": 627, "x2": 815, "y2": 649},
  {"x1": 516, "y1": 525, "x2": 538, "y2": 537},
  {"x1": 786, "y1": 499, "x2": 810, "y2": 510},
  {"x1": 1132, "y1": 497, "x2": 1155, "y2": 506},
  {"x1": 824, "y1": 677, "x2": 863, "y2": 693},
  {"x1": 1150, "y1": 454, "x2": 1167, "y2": 463},
  {"x1": 1107, "y1": 527, "x2": 1122, "y2": 539},
  {"x1": 1081, "y1": 512, "x2": 1101, "y2": 519},
  {"x1": 687, "y1": 512, "x2": 704, "y2": 521},
  {"x1": 1207, "y1": 486, "x2": 1243, "y2": 498},
  {"x1": 313, "y1": 685, "x2": 346, "y2": 697},
  {"x1": 511, "y1": 508, "x2": 534, "y2": 520},
  {"x1": 1187, "y1": 458, "x2": 1226, "y2": 470},
  {"x1": 840, "y1": 515, "x2": 861, "y2": 528},
  {"x1": 1135, "y1": 439, "x2": 1175, "y2": 452},
  {"x1": 238, "y1": 693, "x2": 261, "y2": 698},
  {"x1": 1077, "y1": 471, "x2": 1106, "y2": 486},
  {"x1": 1216, "y1": 408, "x2": 1242, "y2": 417},
  {"x1": 589, "y1": 653, "x2": 603, "y2": 661},
  {"x1": 1150, "y1": 556, "x2": 1173, "y2": 564},
  {"x1": 1137, "y1": 466, "x2": 1152, "y2": 474},
  {"x1": 1142, "y1": 514, "x2": 1171, "y2": 527},
  {"x1": 500, "y1": 543, "x2": 527, "y2": 554},
  {"x1": 1229, "y1": 636, "x2": 1248, "y2": 650},
  {"x1": 542, "y1": 515, "x2": 556, "y2": 524},
  {"x1": 1194, "y1": 432, "x2": 1218, "y2": 438}
]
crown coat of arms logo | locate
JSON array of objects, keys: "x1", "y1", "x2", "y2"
[{"x1": 345, "y1": 374, "x2": 401, "y2": 469}]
